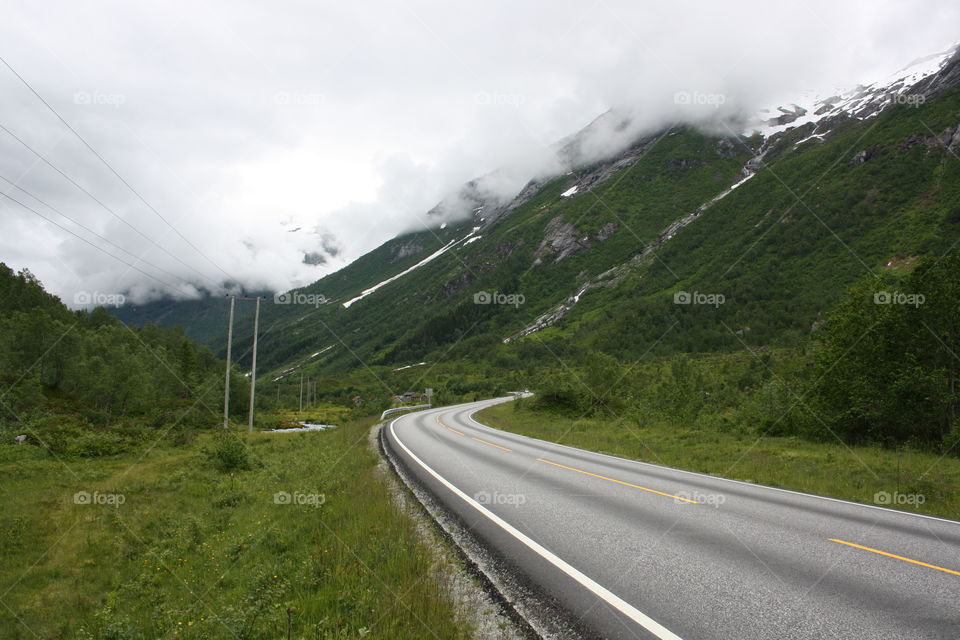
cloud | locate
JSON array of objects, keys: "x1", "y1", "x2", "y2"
[{"x1": 0, "y1": 0, "x2": 957, "y2": 305}]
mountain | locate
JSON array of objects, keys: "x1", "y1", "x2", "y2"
[{"x1": 113, "y1": 44, "x2": 960, "y2": 385}]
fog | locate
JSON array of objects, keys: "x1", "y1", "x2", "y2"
[{"x1": 0, "y1": 0, "x2": 956, "y2": 304}]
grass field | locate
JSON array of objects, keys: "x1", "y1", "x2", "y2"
[
  {"x1": 476, "y1": 402, "x2": 960, "y2": 521},
  {"x1": 0, "y1": 418, "x2": 472, "y2": 639}
]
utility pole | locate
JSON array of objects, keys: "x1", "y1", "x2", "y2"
[
  {"x1": 223, "y1": 296, "x2": 235, "y2": 430},
  {"x1": 299, "y1": 372, "x2": 304, "y2": 413},
  {"x1": 247, "y1": 296, "x2": 261, "y2": 435},
  {"x1": 223, "y1": 295, "x2": 264, "y2": 433}
]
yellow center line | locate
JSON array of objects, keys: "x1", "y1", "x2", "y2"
[
  {"x1": 537, "y1": 458, "x2": 699, "y2": 503},
  {"x1": 434, "y1": 415, "x2": 464, "y2": 435},
  {"x1": 472, "y1": 437, "x2": 512, "y2": 452},
  {"x1": 828, "y1": 538, "x2": 960, "y2": 577}
]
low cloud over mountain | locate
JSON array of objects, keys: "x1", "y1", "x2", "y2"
[{"x1": 1, "y1": 0, "x2": 957, "y2": 304}]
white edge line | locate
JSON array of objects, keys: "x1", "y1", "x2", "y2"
[
  {"x1": 388, "y1": 414, "x2": 684, "y2": 640},
  {"x1": 461, "y1": 406, "x2": 960, "y2": 527}
]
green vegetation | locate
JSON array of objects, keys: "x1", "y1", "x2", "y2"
[
  {"x1": 519, "y1": 254, "x2": 960, "y2": 454},
  {"x1": 811, "y1": 253, "x2": 960, "y2": 448},
  {"x1": 478, "y1": 396, "x2": 960, "y2": 520},
  {"x1": 476, "y1": 249, "x2": 960, "y2": 516},
  {"x1": 6, "y1": 63, "x2": 956, "y2": 638},
  {"x1": 0, "y1": 419, "x2": 473, "y2": 639},
  {"x1": 0, "y1": 264, "x2": 246, "y2": 443},
  {"x1": 269, "y1": 406, "x2": 355, "y2": 429},
  {"x1": 0, "y1": 266, "x2": 475, "y2": 639},
  {"x1": 474, "y1": 248, "x2": 960, "y2": 513},
  {"x1": 109, "y1": 85, "x2": 960, "y2": 494},
  {"x1": 113, "y1": 89, "x2": 960, "y2": 383}
]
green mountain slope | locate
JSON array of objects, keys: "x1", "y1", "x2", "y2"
[
  {"x1": 0, "y1": 264, "x2": 240, "y2": 442},
  {"x1": 113, "y1": 53, "x2": 960, "y2": 388}
]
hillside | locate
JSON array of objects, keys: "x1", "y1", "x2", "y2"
[
  {"x1": 115, "y1": 48, "x2": 960, "y2": 383},
  {"x1": 0, "y1": 263, "x2": 250, "y2": 445}
]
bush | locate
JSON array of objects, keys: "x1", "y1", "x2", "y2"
[
  {"x1": 66, "y1": 432, "x2": 129, "y2": 458},
  {"x1": 206, "y1": 434, "x2": 253, "y2": 473}
]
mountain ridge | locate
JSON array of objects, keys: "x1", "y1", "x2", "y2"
[{"x1": 111, "y1": 43, "x2": 960, "y2": 384}]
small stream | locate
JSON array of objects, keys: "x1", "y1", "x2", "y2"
[{"x1": 265, "y1": 422, "x2": 338, "y2": 433}]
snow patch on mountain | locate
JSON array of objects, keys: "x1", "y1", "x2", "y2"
[
  {"x1": 745, "y1": 45, "x2": 956, "y2": 139},
  {"x1": 342, "y1": 227, "x2": 481, "y2": 308},
  {"x1": 271, "y1": 345, "x2": 334, "y2": 381},
  {"x1": 393, "y1": 362, "x2": 428, "y2": 371}
]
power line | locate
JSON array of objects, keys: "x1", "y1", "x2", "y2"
[
  {"x1": 0, "y1": 190, "x2": 183, "y2": 295},
  {"x1": 0, "y1": 54, "x2": 238, "y2": 283},
  {"x1": 0, "y1": 173, "x2": 188, "y2": 286},
  {"x1": 0, "y1": 121, "x2": 221, "y2": 289}
]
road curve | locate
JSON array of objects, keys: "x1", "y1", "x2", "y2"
[{"x1": 382, "y1": 397, "x2": 960, "y2": 640}]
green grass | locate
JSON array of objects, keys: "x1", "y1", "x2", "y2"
[
  {"x1": 0, "y1": 419, "x2": 472, "y2": 639},
  {"x1": 476, "y1": 402, "x2": 960, "y2": 521}
]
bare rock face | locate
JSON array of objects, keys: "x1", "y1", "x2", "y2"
[
  {"x1": 715, "y1": 138, "x2": 738, "y2": 158},
  {"x1": 533, "y1": 216, "x2": 592, "y2": 265},
  {"x1": 899, "y1": 133, "x2": 928, "y2": 152},
  {"x1": 436, "y1": 241, "x2": 521, "y2": 300},
  {"x1": 913, "y1": 47, "x2": 960, "y2": 99},
  {"x1": 945, "y1": 123, "x2": 960, "y2": 149},
  {"x1": 767, "y1": 104, "x2": 808, "y2": 127},
  {"x1": 667, "y1": 157, "x2": 702, "y2": 169},
  {"x1": 597, "y1": 221, "x2": 618, "y2": 241},
  {"x1": 851, "y1": 146, "x2": 882, "y2": 166},
  {"x1": 392, "y1": 241, "x2": 424, "y2": 262},
  {"x1": 897, "y1": 120, "x2": 960, "y2": 153}
]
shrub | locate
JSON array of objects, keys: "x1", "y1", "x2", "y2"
[
  {"x1": 67, "y1": 432, "x2": 129, "y2": 458},
  {"x1": 206, "y1": 434, "x2": 253, "y2": 473}
]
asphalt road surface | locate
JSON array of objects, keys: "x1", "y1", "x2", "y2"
[{"x1": 382, "y1": 397, "x2": 960, "y2": 640}]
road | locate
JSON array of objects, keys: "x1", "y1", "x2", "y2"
[{"x1": 382, "y1": 397, "x2": 960, "y2": 640}]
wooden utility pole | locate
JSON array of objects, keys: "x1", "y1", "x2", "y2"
[
  {"x1": 223, "y1": 296, "x2": 235, "y2": 429},
  {"x1": 223, "y1": 295, "x2": 263, "y2": 433},
  {"x1": 247, "y1": 296, "x2": 261, "y2": 435}
]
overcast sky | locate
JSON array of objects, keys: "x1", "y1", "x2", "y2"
[{"x1": 1, "y1": 0, "x2": 957, "y2": 305}]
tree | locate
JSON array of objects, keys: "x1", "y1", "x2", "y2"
[{"x1": 811, "y1": 254, "x2": 960, "y2": 448}]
